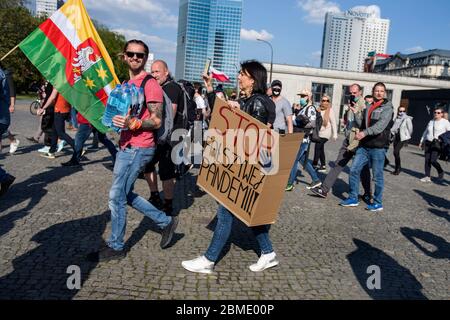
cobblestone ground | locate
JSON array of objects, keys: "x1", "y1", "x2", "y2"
[{"x1": 0, "y1": 102, "x2": 449, "y2": 300}]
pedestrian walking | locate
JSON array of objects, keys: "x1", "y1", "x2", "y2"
[
  {"x1": 390, "y1": 106, "x2": 413, "y2": 175},
  {"x1": 88, "y1": 39, "x2": 178, "y2": 262},
  {"x1": 310, "y1": 85, "x2": 372, "y2": 203},
  {"x1": 313, "y1": 94, "x2": 337, "y2": 173},
  {"x1": 340, "y1": 82, "x2": 394, "y2": 212},
  {"x1": 182, "y1": 60, "x2": 279, "y2": 274},
  {"x1": 419, "y1": 107, "x2": 450, "y2": 182}
]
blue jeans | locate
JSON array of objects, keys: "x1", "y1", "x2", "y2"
[
  {"x1": 107, "y1": 147, "x2": 171, "y2": 251},
  {"x1": 349, "y1": 147, "x2": 386, "y2": 205},
  {"x1": 205, "y1": 205, "x2": 273, "y2": 262},
  {"x1": 73, "y1": 124, "x2": 117, "y2": 162},
  {"x1": 288, "y1": 142, "x2": 319, "y2": 185},
  {"x1": 0, "y1": 123, "x2": 9, "y2": 182},
  {"x1": 70, "y1": 108, "x2": 78, "y2": 129}
]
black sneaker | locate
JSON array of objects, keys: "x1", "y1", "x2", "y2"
[
  {"x1": 61, "y1": 159, "x2": 81, "y2": 167},
  {"x1": 0, "y1": 175, "x2": 15, "y2": 197},
  {"x1": 361, "y1": 194, "x2": 372, "y2": 205},
  {"x1": 87, "y1": 246, "x2": 126, "y2": 262},
  {"x1": 310, "y1": 186, "x2": 327, "y2": 198},
  {"x1": 160, "y1": 216, "x2": 179, "y2": 249}
]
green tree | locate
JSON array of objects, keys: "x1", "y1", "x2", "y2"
[
  {"x1": 0, "y1": 6, "x2": 45, "y2": 93},
  {"x1": 95, "y1": 22, "x2": 128, "y2": 82}
]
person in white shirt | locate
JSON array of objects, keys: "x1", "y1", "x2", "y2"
[
  {"x1": 419, "y1": 107, "x2": 450, "y2": 182},
  {"x1": 313, "y1": 95, "x2": 338, "y2": 173}
]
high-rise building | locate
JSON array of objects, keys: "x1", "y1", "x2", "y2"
[
  {"x1": 144, "y1": 53, "x2": 155, "y2": 73},
  {"x1": 24, "y1": 0, "x2": 58, "y2": 17},
  {"x1": 320, "y1": 10, "x2": 390, "y2": 72},
  {"x1": 175, "y1": 0, "x2": 242, "y2": 87}
]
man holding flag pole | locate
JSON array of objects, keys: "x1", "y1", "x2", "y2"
[{"x1": 16, "y1": 0, "x2": 178, "y2": 261}]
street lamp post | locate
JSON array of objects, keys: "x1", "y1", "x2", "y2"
[{"x1": 257, "y1": 38, "x2": 273, "y2": 84}]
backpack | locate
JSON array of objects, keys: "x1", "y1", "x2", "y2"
[
  {"x1": 140, "y1": 75, "x2": 174, "y2": 145},
  {"x1": 310, "y1": 108, "x2": 323, "y2": 143},
  {"x1": 176, "y1": 80, "x2": 197, "y2": 130}
]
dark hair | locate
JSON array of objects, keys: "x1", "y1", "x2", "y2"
[
  {"x1": 123, "y1": 39, "x2": 149, "y2": 56},
  {"x1": 193, "y1": 82, "x2": 203, "y2": 92},
  {"x1": 372, "y1": 82, "x2": 387, "y2": 93},
  {"x1": 240, "y1": 60, "x2": 267, "y2": 95},
  {"x1": 364, "y1": 95, "x2": 374, "y2": 100}
]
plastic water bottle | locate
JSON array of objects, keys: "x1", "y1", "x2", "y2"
[
  {"x1": 130, "y1": 84, "x2": 139, "y2": 116},
  {"x1": 115, "y1": 85, "x2": 131, "y2": 132},
  {"x1": 138, "y1": 87, "x2": 145, "y2": 113},
  {"x1": 102, "y1": 84, "x2": 122, "y2": 128}
]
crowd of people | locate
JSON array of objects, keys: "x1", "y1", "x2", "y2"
[{"x1": 1, "y1": 38, "x2": 449, "y2": 273}]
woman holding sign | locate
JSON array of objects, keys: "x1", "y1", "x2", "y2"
[{"x1": 182, "y1": 60, "x2": 278, "y2": 274}]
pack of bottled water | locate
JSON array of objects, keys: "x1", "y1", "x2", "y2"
[{"x1": 102, "y1": 83, "x2": 145, "y2": 132}]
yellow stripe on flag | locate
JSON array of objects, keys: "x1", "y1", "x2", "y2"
[{"x1": 59, "y1": 0, "x2": 119, "y2": 84}]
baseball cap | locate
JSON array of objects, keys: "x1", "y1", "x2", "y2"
[
  {"x1": 297, "y1": 88, "x2": 312, "y2": 97},
  {"x1": 271, "y1": 80, "x2": 282, "y2": 89}
]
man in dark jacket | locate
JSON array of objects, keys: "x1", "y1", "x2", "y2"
[{"x1": 340, "y1": 82, "x2": 393, "y2": 212}]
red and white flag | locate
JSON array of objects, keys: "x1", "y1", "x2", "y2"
[{"x1": 210, "y1": 67, "x2": 230, "y2": 83}]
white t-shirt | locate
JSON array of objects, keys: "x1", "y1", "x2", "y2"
[
  {"x1": 195, "y1": 95, "x2": 206, "y2": 110},
  {"x1": 421, "y1": 118, "x2": 450, "y2": 143}
]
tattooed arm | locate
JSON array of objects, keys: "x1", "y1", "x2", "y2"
[{"x1": 140, "y1": 102, "x2": 163, "y2": 131}]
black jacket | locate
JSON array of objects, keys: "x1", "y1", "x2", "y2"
[{"x1": 208, "y1": 92, "x2": 276, "y2": 126}]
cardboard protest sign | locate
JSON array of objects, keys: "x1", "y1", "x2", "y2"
[{"x1": 197, "y1": 98, "x2": 304, "y2": 227}]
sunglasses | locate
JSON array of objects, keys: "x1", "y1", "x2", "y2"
[
  {"x1": 322, "y1": 100, "x2": 330, "y2": 102},
  {"x1": 125, "y1": 51, "x2": 146, "y2": 59},
  {"x1": 434, "y1": 112, "x2": 442, "y2": 114}
]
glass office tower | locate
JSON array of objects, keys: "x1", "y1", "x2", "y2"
[{"x1": 175, "y1": 0, "x2": 242, "y2": 88}]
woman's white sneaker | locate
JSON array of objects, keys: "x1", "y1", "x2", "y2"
[
  {"x1": 249, "y1": 252, "x2": 279, "y2": 272},
  {"x1": 182, "y1": 256, "x2": 214, "y2": 274}
]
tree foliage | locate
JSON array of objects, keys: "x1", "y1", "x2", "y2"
[{"x1": 0, "y1": 3, "x2": 129, "y2": 93}]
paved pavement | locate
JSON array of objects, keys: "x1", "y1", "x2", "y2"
[{"x1": 0, "y1": 102, "x2": 449, "y2": 300}]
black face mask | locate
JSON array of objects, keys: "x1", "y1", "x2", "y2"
[
  {"x1": 350, "y1": 95, "x2": 357, "y2": 104},
  {"x1": 272, "y1": 89, "x2": 281, "y2": 97}
]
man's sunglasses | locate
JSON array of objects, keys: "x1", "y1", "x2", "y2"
[
  {"x1": 434, "y1": 111, "x2": 442, "y2": 114},
  {"x1": 322, "y1": 99, "x2": 330, "y2": 102},
  {"x1": 125, "y1": 51, "x2": 146, "y2": 59}
]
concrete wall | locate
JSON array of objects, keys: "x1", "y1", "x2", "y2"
[{"x1": 264, "y1": 63, "x2": 450, "y2": 130}]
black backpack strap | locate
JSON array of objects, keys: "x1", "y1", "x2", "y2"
[{"x1": 140, "y1": 74, "x2": 154, "y2": 90}]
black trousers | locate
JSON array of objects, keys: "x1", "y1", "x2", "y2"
[
  {"x1": 49, "y1": 112, "x2": 75, "y2": 153},
  {"x1": 393, "y1": 134, "x2": 406, "y2": 171},
  {"x1": 424, "y1": 141, "x2": 443, "y2": 177},
  {"x1": 313, "y1": 138, "x2": 328, "y2": 167}
]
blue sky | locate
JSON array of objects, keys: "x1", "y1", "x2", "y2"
[{"x1": 83, "y1": 0, "x2": 450, "y2": 72}]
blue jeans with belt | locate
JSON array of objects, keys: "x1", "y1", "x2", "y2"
[
  {"x1": 205, "y1": 205, "x2": 273, "y2": 262},
  {"x1": 288, "y1": 141, "x2": 319, "y2": 185},
  {"x1": 107, "y1": 146, "x2": 172, "y2": 251}
]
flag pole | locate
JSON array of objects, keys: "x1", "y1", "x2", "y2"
[{"x1": 0, "y1": 44, "x2": 20, "y2": 62}]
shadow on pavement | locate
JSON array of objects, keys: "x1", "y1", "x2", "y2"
[
  {"x1": 401, "y1": 227, "x2": 450, "y2": 260},
  {"x1": 347, "y1": 239, "x2": 428, "y2": 300},
  {"x1": 0, "y1": 165, "x2": 83, "y2": 238},
  {"x1": 125, "y1": 216, "x2": 185, "y2": 251},
  {"x1": 0, "y1": 212, "x2": 109, "y2": 299},
  {"x1": 429, "y1": 208, "x2": 450, "y2": 223},
  {"x1": 414, "y1": 189, "x2": 450, "y2": 210},
  {"x1": 205, "y1": 216, "x2": 265, "y2": 264}
]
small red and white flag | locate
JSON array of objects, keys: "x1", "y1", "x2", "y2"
[{"x1": 210, "y1": 67, "x2": 230, "y2": 83}]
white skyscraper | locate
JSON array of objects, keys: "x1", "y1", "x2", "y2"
[
  {"x1": 144, "y1": 53, "x2": 155, "y2": 73},
  {"x1": 24, "y1": 0, "x2": 58, "y2": 17},
  {"x1": 320, "y1": 9, "x2": 390, "y2": 72}
]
